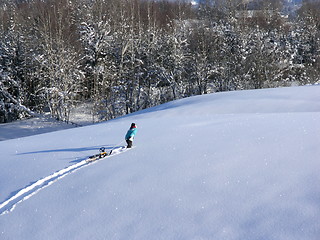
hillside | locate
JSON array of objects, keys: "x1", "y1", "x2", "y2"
[{"x1": 0, "y1": 85, "x2": 319, "y2": 240}]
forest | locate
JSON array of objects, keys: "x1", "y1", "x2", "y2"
[{"x1": 0, "y1": 0, "x2": 319, "y2": 123}]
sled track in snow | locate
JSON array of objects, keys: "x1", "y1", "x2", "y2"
[{"x1": 0, "y1": 147, "x2": 128, "y2": 215}]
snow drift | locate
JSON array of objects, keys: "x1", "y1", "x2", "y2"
[{"x1": 0, "y1": 85, "x2": 319, "y2": 240}]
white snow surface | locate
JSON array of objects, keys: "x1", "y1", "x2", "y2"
[
  {"x1": 0, "y1": 115, "x2": 76, "y2": 141},
  {"x1": 0, "y1": 86, "x2": 320, "y2": 240}
]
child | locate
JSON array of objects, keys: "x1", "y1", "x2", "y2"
[{"x1": 125, "y1": 123, "x2": 137, "y2": 148}]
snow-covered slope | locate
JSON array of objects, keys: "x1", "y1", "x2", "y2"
[
  {"x1": 0, "y1": 115, "x2": 76, "y2": 141},
  {"x1": 0, "y1": 86, "x2": 319, "y2": 240}
]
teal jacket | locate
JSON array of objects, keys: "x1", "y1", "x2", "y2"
[{"x1": 125, "y1": 128, "x2": 137, "y2": 140}]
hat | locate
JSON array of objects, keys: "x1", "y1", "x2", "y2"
[{"x1": 131, "y1": 123, "x2": 137, "y2": 128}]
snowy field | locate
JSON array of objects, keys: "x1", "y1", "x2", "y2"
[
  {"x1": 0, "y1": 85, "x2": 319, "y2": 240},
  {"x1": 0, "y1": 115, "x2": 77, "y2": 141},
  {"x1": 0, "y1": 102, "x2": 97, "y2": 141}
]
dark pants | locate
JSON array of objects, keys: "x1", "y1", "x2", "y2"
[{"x1": 126, "y1": 139, "x2": 133, "y2": 148}]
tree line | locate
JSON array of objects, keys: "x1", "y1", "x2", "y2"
[{"x1": 0, "y1": 0, "x2": 319, "y2": 123}]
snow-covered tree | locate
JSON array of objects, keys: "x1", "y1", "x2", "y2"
[
  {"x1": 30, "y1": 0, "x2": 84, "y2": 122},
  {"x1": 1, "y1": 0, "x2": 320, "y2": 124},
  {"x1": 0, "y1": 6, "x2": 33, "y2": 123},
  {"x1": 296, "y1": 0, "x2": 320, "y2": 83}
]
